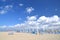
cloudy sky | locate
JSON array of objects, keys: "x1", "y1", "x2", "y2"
[{"x1": 0, "y1": 0, "x2": 60, "y2": 29}]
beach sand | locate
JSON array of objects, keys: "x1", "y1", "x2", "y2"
[{"x1": 0, "y1": 32, "x2": 60, "y2": 40}]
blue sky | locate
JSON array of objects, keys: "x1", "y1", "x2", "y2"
[{"x1": 0, "y1": 0, "x2": 60, "y2": 26}]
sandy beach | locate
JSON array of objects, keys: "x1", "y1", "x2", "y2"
[{"x1": 0, "y1": 32, "x2": 60, "y2": 40}]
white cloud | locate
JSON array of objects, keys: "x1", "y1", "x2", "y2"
[
  {"x1": 37, "y1": 15, "x2": 59, "y2": 23},
  {"x1": 4, "y1": 5, "x2": 13, "y2": 10},
  {"x1": 0, "y1": 25, "x2": 7, "y2": 28},
  {"x1": 27, "y1": 16, "x2": 37, "y2": 21},
  {"x1": 0, "y1": 15, "x2": 60, "y2": 33},
  {"x1": 19, "y1": 4, "x2": 23, "y2": 6},
  {"x1": 18, "y1": 18, "x2": 22, "y2": 20},
  {"x1": 1, "y1": 15, "x2": 60, "y2": 28},
  {"x1": 23, "y1": 15, "x2": 60, "y2": 29},
  {"x1": 0, "y1": 5, "x2": 13, "y2": 14},
  {"x1": 26, "y1": 7, "x2": 34, "y2": 14},
  {"x1": 0, "y1": 10, "x2": 7, "y2": 14}
]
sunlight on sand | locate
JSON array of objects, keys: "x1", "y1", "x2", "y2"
[{"x1": 0, "y1": 32, "x2": 60, "y2": 40}]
